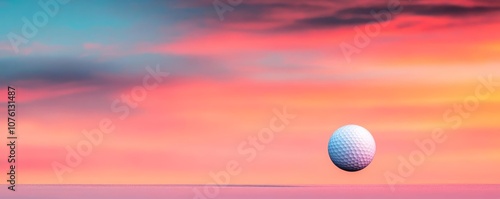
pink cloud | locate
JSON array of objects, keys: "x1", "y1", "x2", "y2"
[{"x1": 83, "y1": 43, "x2": 103, "y2": 50}]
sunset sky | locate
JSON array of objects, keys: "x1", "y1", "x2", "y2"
[{"x1": 0, "y1": 0, "x2": 500, "y2": 185}]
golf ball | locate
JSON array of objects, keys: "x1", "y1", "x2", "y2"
[{"x1": 328, "y1": 124, "x2": 376, "y2": 172}]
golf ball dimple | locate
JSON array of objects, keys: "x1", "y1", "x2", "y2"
[{"x1": 328, "y1": 125, "x2": 376, "y2": 172}]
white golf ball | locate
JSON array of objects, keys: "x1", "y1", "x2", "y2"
[{"x1": 328, "y1": 124, "x2": 376, "y2": 172}]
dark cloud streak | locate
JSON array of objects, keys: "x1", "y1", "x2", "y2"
[
  {"x1": 279, "y1": 3, "x2": 500, "y2": 30},
  {"x1": 403, "y1": 4, "x2": 500, "y2": 16}
]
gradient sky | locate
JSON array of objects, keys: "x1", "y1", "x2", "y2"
[{"x1": 0, "y1": 0, "x2": 500, "y2": 185}]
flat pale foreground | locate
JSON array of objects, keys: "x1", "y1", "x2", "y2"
[{"x1": 1, "y1": 184, "x2": 499, "y2": 199}]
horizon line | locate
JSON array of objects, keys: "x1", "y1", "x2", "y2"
[{"x1": 2, "y1": 183, "x2": 499, "y2": 187}]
